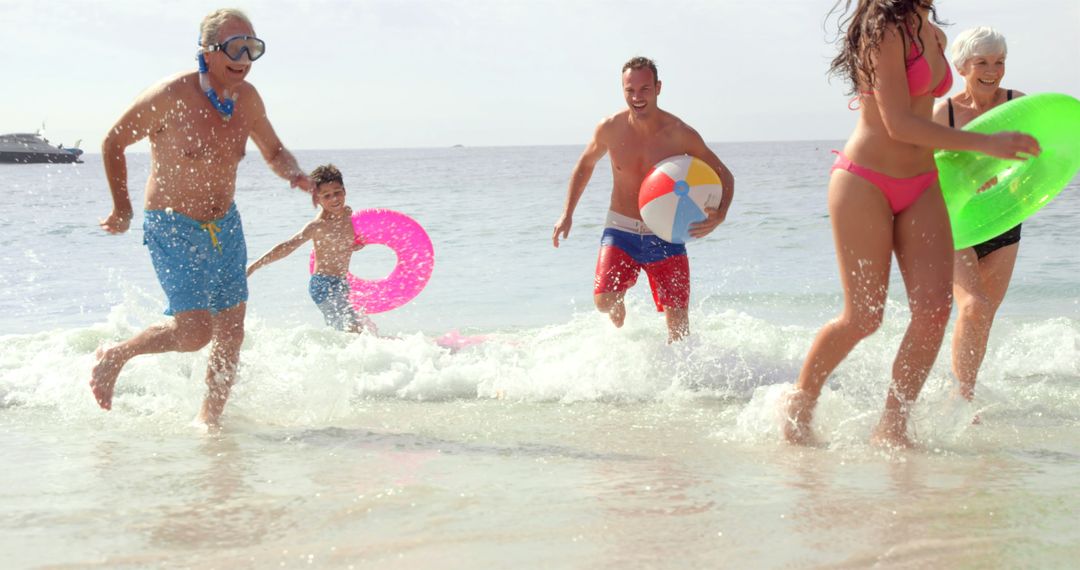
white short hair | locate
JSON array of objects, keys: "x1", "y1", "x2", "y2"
[
  {"x1": 200, "y1": 8, "x2": 252, "y2": 46},
  {"x1": 950, "y1": 27, "x2": 1008, "y2": 70}
]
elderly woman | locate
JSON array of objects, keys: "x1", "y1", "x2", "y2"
[{"x1": 932, "y1": 27, "x2": 1024, "y2": 403}]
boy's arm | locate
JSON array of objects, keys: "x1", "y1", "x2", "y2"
[
  {"x1": 246, "y1": 223, "x2": 314, "y2": 277},
  {"x1": 684, "y1": 127, "x2": 735, "y2": 239}
]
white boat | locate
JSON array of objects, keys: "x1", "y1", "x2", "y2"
[{"x1": 0, "y1": 131, "x2": 83, "y2": 164}]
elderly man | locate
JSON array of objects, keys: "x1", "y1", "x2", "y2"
[{"x1": 92, "y1": 8, "x2": 312, "y2": 426}]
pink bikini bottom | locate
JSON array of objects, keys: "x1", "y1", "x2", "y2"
[{"x1": 830, "y1": 151, "x2": 939, "y2": 215}]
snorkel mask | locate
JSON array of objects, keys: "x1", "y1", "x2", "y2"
[
  {"x1": 207, "y1": 35, "x2": 266, "y2": 62},
  {"x1": 196, "y1": 35, "x2": 265, "y2": 120}
]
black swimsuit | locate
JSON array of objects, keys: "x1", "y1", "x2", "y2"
[{"x1": 947, "y1": 90, "x2": 1022, "y2": 259}]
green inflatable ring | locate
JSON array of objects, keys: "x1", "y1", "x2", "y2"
[{"x1": 935, "y1": 92, "x2": 1080, "y2": 250}]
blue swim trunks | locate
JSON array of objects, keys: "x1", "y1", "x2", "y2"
[
  {"x1": 309, "y1": 274, "x2": 361, "y2": 331},
  {"x1": 143, "y1": 204, "x2": 248, "y2": 316},
  {"x1": 594, "y1": 211, "x2": 690, "y2": 311}
]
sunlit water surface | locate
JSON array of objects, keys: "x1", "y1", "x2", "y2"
[{"x1": 1, "y1": 143, "x2": 1078, "y2": 568}]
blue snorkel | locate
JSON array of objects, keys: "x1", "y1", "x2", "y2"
[{"x1": 197, "y1": 49, "x2": 236, "y2": 120}]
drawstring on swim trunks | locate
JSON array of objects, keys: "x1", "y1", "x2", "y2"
[{"x1": 200, "y1": 222, "x2": 223, "y2": 253}]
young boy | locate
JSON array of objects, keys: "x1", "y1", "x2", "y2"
[{"x1": 247, "y1": 164, "x2": 377, "y2": 334}]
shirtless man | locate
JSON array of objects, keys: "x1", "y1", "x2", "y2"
[
  {"x1": 92, "y1": 8, "x2": 312, "y2": 426},
  {"x1": 552, "y1": 57, "x2": 735, "y2": 342}
]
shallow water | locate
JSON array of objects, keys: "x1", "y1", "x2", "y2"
[{"x1": 1, "y1": 143, "x2": 1078, "y2": 567}]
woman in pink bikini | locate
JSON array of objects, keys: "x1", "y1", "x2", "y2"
[{"x1": 783, "y1": 0, "x2": 1040, "y2": 448}]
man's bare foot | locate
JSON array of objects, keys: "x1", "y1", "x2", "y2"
[
  {"x1": 608, "y1": 301, "x2": 625, "y2": 328},
  {"x1": 782, "y1": 389, "x2": 818, "y2": 446},
  {"x1": 90, "y1": 345, "x2": 124, "y2": 411},
  {"x1": 198, "y1": 391, "x2": 229, "y2": 429}
]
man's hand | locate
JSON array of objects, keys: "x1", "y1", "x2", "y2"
[
  {"x1": 552, "y1": 214, "x2": 573, "y2": 248},
  {"x1": 687, "y1": 207, "x2": 726, "y2": 239},
  {"x1": 291, "y1": 173, "x2": 314, "y2": 193},
  {"x1": 99, "y1": 209, "x2": 132, "y2": 234}
]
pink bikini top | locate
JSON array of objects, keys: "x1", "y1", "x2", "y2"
[
  {"x1": 853, "y1": 21, "x2": 952, "y2": 106},
  {"x1": 902, "y1": 22, "x2": 952, "y2": 98}
]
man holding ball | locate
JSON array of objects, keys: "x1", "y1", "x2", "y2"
[{"x1": 552, "y1": 56, "x2": 735, "y2": 342}]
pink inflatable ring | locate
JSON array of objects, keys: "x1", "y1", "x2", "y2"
[{"x1": 308, "y1": 209, "x2": 434, "y2": 314}]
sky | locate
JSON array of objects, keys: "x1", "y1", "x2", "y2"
[{"x1": 2, "y1": 0, "x2": 1078, "y2": 151}]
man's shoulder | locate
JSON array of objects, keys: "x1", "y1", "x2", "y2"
[
  {"x1": 156, "y1": 71, "x2": 198, "y2": 92},
  {"x1": 660, "y1": 111, "x2": 702, "y2": 140},
  {"x1": 604, "y1": 109, "x2": 631, "y2": 125},
  {"x1": 137, "y1": 72, "x2": 197, "y2": 103},
  {"x1": 595, "y1": 110, "x2": 630, "y2": 135},
  {"x1": 150, "y1": 73, "x2": 259, "y2": 102},
  {"x1": 659, "y1": 109, "x2": 689, "y2": 129},
  {"x1": 236, "y1": 80, "x2": 260, "y2": 99},
  {"x1": 235, "y1": 81, "x2": 264, "y2": 117}
]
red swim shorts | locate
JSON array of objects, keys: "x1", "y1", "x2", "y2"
[{"x1": 594, "y1": 227, "x2": 690, "y2": 311}]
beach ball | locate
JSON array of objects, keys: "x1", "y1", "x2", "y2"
[{"x1": 638, "y1": 155, "x2": 723, "y2": 244}]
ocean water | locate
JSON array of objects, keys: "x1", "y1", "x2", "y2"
[{"x1": 1, "y1": 143, "x2": 1078, "y2": 568}]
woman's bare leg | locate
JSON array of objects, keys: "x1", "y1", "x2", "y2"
[
  {"x1": 785, "y1": 171, "x2": 894, "y2": 444},
  {"x1": 951, "y1": 243, "x2": 1018, "y2": 400},
  {"x1": 873, "y1": 184, "x2": 953, "y2": 448}
]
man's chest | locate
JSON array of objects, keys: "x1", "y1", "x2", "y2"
[{"x1": 153, "y1": 103, "x2": 252, "y2": 161}]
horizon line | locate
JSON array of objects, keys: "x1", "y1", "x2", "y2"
[{"x1": 65, "y1": 138, "x2": 848, "y2": 156}]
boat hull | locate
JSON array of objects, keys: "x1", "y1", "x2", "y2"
[{"x1": 0, "y1": 151, "x2": 82, "y2": 164}]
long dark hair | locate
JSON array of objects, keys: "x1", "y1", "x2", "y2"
[{"x1": 827, "y1": 0, "x2": 944, "y2": 94}]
